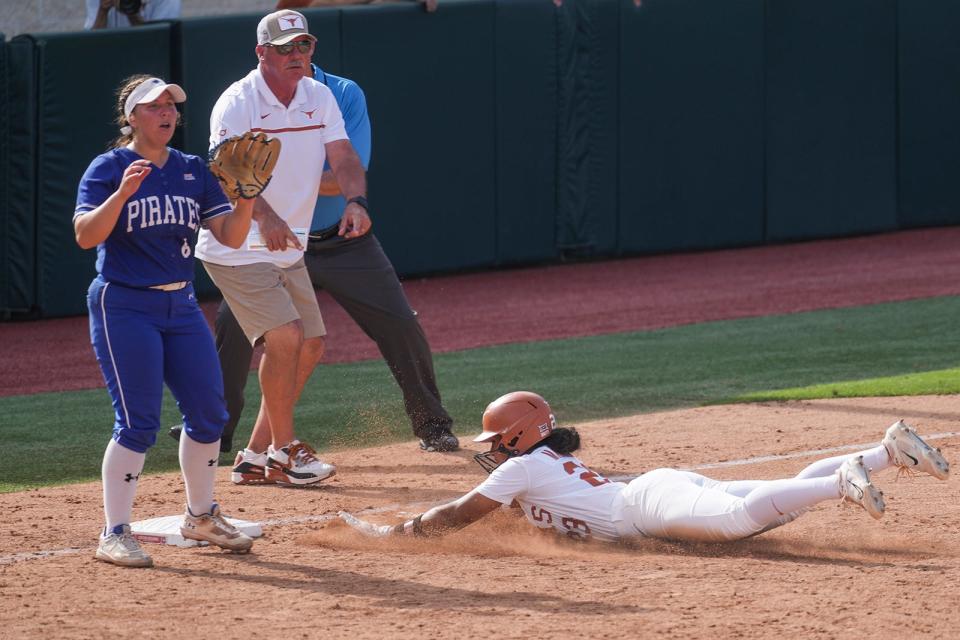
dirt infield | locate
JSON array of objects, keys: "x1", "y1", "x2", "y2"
[
  {"x1": 2, "y1": 227, "x2": 959, "y2": 637},
  {"x1": 1, "y1": 397, "x2": 957, "y2": 638}
]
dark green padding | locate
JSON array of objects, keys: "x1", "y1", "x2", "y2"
[
  {"x1": 172, "y1": 10, "x2": 340, "y2": 296},
  {"x1": 619, "y1": 0, "x2": 765, "y2": 254},
  {"x1": 897, "y1": 0, "x2": 960, "y2": 228},
  {"x1": 10, "y1": 0, "x2": 960, "y2": 321},
  {"x1": 493, "y1": 0, "x2": 557, "y2": 265},
  {"x1": 0, "y1": 36, "x2": 6, "y2": 314},
  {"x1": 340, "y1": 1, "x2": 497, "y2": 275},
  {"x1": 4, "y1": 38, "x2": 39, "y2": 317},
  {"x1": 765, "y1": 0, "x2": 898, "y2": 242},
  {"x1": 173, "y1": 13, "x2": 263, "y2": 162},
  {"x1": 555, "y1": 0, "x2": 619, "y2": 258}
]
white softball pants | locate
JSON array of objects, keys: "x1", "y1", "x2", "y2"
[{"x1": 614, "y1": 444, "x2": 892, "y2": 542}]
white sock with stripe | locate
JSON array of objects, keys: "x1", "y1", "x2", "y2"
[
  {"x1": 179, "y1": 432, "x2": 219, "y2": 516},
  {"x1": 102, "y1": 438, "x2": 146, "y2": 535}
]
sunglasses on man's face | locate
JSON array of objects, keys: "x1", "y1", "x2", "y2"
[{"x1": 266, "y1": 40, "x2": 313, "y2": 55}]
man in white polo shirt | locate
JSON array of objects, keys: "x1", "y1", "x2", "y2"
[{"x1": 197, "y1": 8, "x2": 369, "y2": 486}]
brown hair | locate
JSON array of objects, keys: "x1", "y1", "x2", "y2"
[{"x1": 109, "y1": 74, "x2": 182, "y2": 149}]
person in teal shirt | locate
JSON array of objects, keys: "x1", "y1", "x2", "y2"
[{"x1": 309, "y1": 64, "x2": 373, "y2": 230}]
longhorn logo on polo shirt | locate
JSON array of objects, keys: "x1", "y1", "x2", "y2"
[{"x1": 302, "y1": 108, "x2": 317, "y2": 119}]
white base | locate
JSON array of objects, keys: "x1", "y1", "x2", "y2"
[{"x1": 130, "y1": 514, "x2": 263, "y2": 548}]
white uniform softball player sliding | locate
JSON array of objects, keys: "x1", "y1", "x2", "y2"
[
  {"x1": 476, "y1": 447, "x2": 623, "y2": 542},
  {"x1": 340, "y1": 391, "x2": 950, "y2": 543}
]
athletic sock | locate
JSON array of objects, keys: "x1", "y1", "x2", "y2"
[
  {"x1": 102, "y1": 438, "x2": 146, "y2": 534},
  {"x1": 742, "y1": 475, "x2": 839, "y2": 526},
  {"x1": 795, "y1": 444, "x2": 892, "y2": 480},
  {"x1": 179, "y1": 432, "x2": 219, "y2": 516},
  {"x1": 859, "y1": 444, "x2": 893, "y2": 474}
]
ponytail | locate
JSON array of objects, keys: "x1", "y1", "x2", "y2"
[
  {"x1": 533, "y1": 427, "x2": 581, "y2": 455},
  {"x1": 109, "y1": 74, "x2": 152, "y2": 149}
]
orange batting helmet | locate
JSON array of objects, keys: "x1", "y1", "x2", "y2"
[{"x1": 473, "y1": 391, "x2": 557, "y2": 473}]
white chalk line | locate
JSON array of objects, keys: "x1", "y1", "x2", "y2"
[
  {"x1": 3, "y1": 432, "x2": 956, "y2": 566},
  {"x1": 609, "y1": 431, "x2": 960, "y2": 481}
]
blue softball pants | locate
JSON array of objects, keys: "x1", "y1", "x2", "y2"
[{"x1": 87, "y1": 276, "x2": 228, "y2": 453}]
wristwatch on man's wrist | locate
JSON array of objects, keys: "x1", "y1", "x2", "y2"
[{"x1": 347, "y1": 196, "x2": 369, "y2": 211}]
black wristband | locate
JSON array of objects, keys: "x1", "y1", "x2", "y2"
[
  {"x1": 394, "y1": 514, "x2": 426, "y2": 537},
  {"x1": 411, "y1": 514, "x2": 426, "y2": 537},
  {"x1": 347, "y1": 196, "x2": 368, "y2": 211}
]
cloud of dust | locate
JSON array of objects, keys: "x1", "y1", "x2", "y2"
[
  {"x1": 302, "y1": 506, "x2": 951, "y2": 567},
  {"x1": 303, "y1": 510, "x2": 636, "y2": 563}
]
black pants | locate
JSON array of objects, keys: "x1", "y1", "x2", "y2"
[{"x1": 215, "y1": 233, "x2": 453, "y2": 445}]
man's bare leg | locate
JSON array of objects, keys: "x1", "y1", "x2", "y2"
[
  {"x1": 257, "y1": 320, "x2": 303, "y2": 448},
  {"x1": 247, "y1": 335, "x2": 325, "y2": 452}
]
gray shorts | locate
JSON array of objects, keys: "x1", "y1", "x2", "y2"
[{"x1": 202, "y1": 258, "x2": 326, "y2": 346}]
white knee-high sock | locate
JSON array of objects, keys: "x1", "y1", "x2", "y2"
[
  {"x1": 179, "y1": 432, "x2": 219, "y2": 516},
  {"x1": 102, "y1": 438, "x2": 146, "y2": 534},
  {"x1": 742, "y1": 475, "x2": 840, "y2": 526},
  {"x1": 795, "y1": 444, "x2": 891, "y2": 480},
  {"x1": 714, "y1": 445, "x2": 891, "y2": 533}
]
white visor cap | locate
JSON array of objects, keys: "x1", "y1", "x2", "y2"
[{"x1": 123, "y1": 77, "x2": 187, "y2": 120}]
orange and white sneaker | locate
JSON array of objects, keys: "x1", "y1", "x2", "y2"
[
  {"x1": 231, "y1": 448, "x2": 274, "y2": 485},
  {"x1": 882, "y1": 420, "x2": 950, "y2": 480},
  {"x1": 265, "y1": 440, "x2": 336, "y2": 485},
  {"x1": 838, "y1": 455, "x2": 885, "y2": 520}
]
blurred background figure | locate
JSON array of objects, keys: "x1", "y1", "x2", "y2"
[{"x1": 86, "y1": 0, "x2": 182, "y2": 30}]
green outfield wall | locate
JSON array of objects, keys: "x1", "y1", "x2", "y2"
[
  {"x1": 493, "y1": 0, "x2": 557, "y2": 265},
  {"x1": 897, "y1": 0, "x2": 960, "y2": 228},
  {"x1": 2, "y1": 0, "x2": 958, "y2": 318},
  {"x1": 341, "y1": 2, "x2": 498, "y2": 274},
  {"x1": 619, "y1": 0, "x2": 765, "y2": 254},
  {"x1": 765, "y1": 0, "x2": 898, "y2": 241},
  {"x1": 555, "y1": 0, "x2": 620, "y2": 258},
  {"x1": 3, "y1": 37, "x2": 39, "y2": 318},
  {"x1": 0, "y1": 34, "x2": 15, "y2": 316}
]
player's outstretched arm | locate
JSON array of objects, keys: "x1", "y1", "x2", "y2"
[{"x1": 340, "y1": 489, "x2": 501, "y2": 539}]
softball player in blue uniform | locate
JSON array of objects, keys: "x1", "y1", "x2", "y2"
[{"x1": 75, "y1": 75, "x2": 257, "y2": 567}]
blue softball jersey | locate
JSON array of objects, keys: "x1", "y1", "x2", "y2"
[{"x1": 74, "y1": 147, "x2": 232, "y2": 287}]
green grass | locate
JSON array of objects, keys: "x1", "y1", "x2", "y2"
[
  {"x1": 3, "y1": 295, "x2": 960, "y2": 492},
  {"x1": 732, "y1": 367, "x2": 960, "y2": 402}
]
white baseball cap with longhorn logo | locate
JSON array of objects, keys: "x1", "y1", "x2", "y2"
[{"x1": 257, "y1": 10, "x2": 318, "y2": 46}]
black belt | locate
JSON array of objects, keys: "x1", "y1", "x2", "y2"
[{"x1": 308, "y1": 223, "x2": 340, "y2": 243}]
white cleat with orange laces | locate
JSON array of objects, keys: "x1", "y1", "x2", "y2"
[{"x1": 882, "y1": 420, "x2": 950, "y2": 480}]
